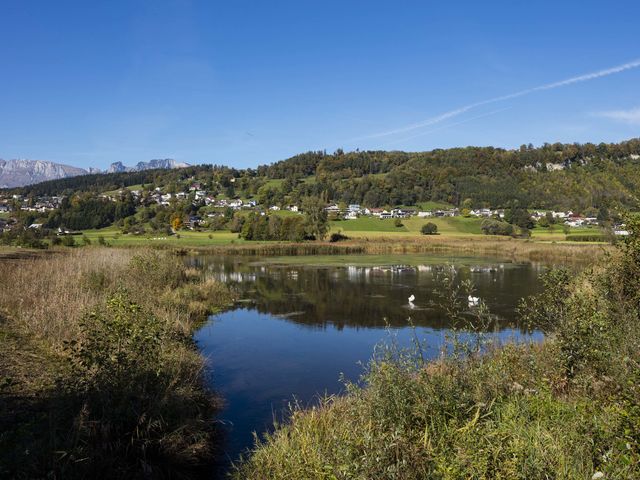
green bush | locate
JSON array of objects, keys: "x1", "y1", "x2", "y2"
[
  {"x1": 61, "y1": 235, "x2": 76, "y2": 247},
  {"x1": 481, "y1": 218, "x2": 514, "y2": 236},
  {"x1": 329, "y1": 231, "x2": 349, "y2": 242},
  {"x1": 59, "y1": 289, "x2": 215, "y2": 477},
  {"x1": 420, "y1": 222, "x2": 438, "y2": 235}
]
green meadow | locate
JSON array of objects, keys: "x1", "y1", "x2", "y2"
[
  {"x1": 81, "y1": 227, "x2": 244, "y2": 246},
  {"x1": 330, "y1": 215, "x2": 603, "y2": 241},
  {"x1": 75, "y1": 218, "x2": 606, "y2": 248}
]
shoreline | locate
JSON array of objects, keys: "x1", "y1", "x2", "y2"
[
  {"x1": 0, "y1": 236, "x2": 613, "y2": 264},
  {"x1": 180, "y1": 236, "x2": 613, "y2": 264}
]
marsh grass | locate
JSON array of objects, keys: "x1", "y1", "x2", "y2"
[
  {"x1": 193, "y1": 236, "x2": 610, "y2": 264},
  {"x1": 0, "y1": 248, "x2": 235, "y2": 478},
  {"x1": 234, "y1": 227, "x2": 640, "y2": 479}
]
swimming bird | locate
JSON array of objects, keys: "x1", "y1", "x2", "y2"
[{"x1": 468, "y1": 295, "x2": 480, "y2": 307}]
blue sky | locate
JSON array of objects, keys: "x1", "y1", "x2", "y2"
[{"x1": 1, "y1": 1, "x2": 639, "y2": 170}]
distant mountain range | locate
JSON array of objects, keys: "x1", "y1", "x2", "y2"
[
  {"x1": 0, "y1": 158, "x2": 190, "y2": 188},
  {"x1": 106, "y1": 159, "x2": 190, "y2": 174}
]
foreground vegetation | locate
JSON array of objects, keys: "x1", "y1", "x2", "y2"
[
  {"x1": 234, "y1": 220, "x2": 640, "y2": 479},
  {"x1": 0, "y1": 248, "x2": 235, "y2": 478}
]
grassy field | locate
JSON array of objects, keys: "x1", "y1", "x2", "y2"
[
  {"x1": 81, "y1": 227, "x2": 244, "y2": 246},
  {"x1": 102, "y1": 183, "x2": 145, "y2": 196},
  {"x1": 72, "y1": 219, "x2": 609, "y2": 253},
  {"x1": 332, "y1": 217, "x2": 409, "y2": 233},
  {"x1": 332, "y1": 216, "x2": 483, "y2": 237},
  {"x1": 331, "y1": 216, "x2": 604, "y2": 241},
  {"x1": 301, "y1": 175, "x2": 317, "y2": 184},
  {"x1": 262, "y1": 178, "x2": 284, "y2": 189}
]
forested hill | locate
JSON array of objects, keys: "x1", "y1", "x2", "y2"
[{"x1": 6, "y1": 138, "x2": 640, "y2": 211}]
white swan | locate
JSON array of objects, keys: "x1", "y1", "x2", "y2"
[{"x1": 468, "y1": 295, "x2": 480, "y2": 307}]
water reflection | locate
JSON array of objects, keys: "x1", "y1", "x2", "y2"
[
  {"x1": 191, "y1": 254, "x2": 546, "y2": 475},
  {"x1": 190, "y1": 255, "x2": 545, "y2": 332}
]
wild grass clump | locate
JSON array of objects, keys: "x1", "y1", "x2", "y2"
[
  {"x1": 0, "y1": 247, "x2": 235, "y2": 478},
  {"x1": 234, "y1": 218, "x2": 640, "y2": 479}
]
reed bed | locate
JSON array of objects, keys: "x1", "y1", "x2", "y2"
[
  {"x1": 0, "y1": 247, "x2": 235, "y2": 479},
  {"x1": 0, "y1": 249, "x2": 133, "y2": 346},
  {"x1": 190, "y1": 236, "x2": 611, "y2": 264}
]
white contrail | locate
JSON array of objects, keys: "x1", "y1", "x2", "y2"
[{"x1": 356, "y1": 58, "x2": 640, "y2": 141}]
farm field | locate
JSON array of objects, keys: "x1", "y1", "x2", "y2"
[
  {"x1": 80, "y1": 227, "x2": 244, "y2": 246},
  {"x1": 330, "y1": 216, "x2": 604, "y2": 241},
  {"x1": 75, "y1": 218, "x2": 607, "y2": 248}
]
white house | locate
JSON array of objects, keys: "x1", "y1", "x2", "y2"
[{"x1": 324, "y1": 204, "x2": 340, "y2": 213}]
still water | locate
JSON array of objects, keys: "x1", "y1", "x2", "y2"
[{"x1": 191, "y1": 254, "x2": 546, "y2": 471}]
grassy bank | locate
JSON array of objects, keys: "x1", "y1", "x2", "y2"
[
  {"x1": 234, "y1": 223, "x2": 640, "y2": 479},
  {"x1": 0, "y1": 248, "x2": 235, "y2": 478}
]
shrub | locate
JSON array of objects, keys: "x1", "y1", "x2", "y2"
[
  {"x1": 420, "y1": 222, "x2": 438, "y2": 235},
  {"x1": 481, "y1": 218, "x2": 514, "y2": 236},
  {"x1": 59, "y1": 289, "x2": 215, "y2": 477},
  {"x1": 329, "y1": 232, "x2": 349, "y2": 242},
  {"x1": 61, "y1": 235, "x2": 76, "y2": 247}
]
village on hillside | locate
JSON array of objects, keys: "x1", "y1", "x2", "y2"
[{"x1": 0, "y1": 180, "x2": 628, "y2": 237}]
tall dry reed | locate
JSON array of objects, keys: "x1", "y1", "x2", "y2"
[{"x1": 0, "y1": 247, "x2": 235, "y2": 479}]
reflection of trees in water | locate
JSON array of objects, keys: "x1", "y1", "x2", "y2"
[{"x1": 219, "y1": 263, "x2": 543, "y2": 332}]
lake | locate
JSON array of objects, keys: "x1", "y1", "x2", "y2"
[{"x1": 191, "y1": 254, "x2": 547, "y2": 474}]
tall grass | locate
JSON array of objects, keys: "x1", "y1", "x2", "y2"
[
  {"x1": 0, "y1": 248, "x2": 235, "y2": 478},
  {"x1": 192, "y1": 236, "x2": 610, "y2": 263},
  {"x1": 233, "y1": 224, "x2": 640, "y2": 479}
]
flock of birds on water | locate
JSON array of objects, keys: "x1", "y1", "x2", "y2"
[{"x1": 407, "y1": 294, "x2": 480, "y2": 309}]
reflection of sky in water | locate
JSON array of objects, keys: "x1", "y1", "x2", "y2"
[{"x1": 191, "y1": 256, "x2": 546, "y2": 475}]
